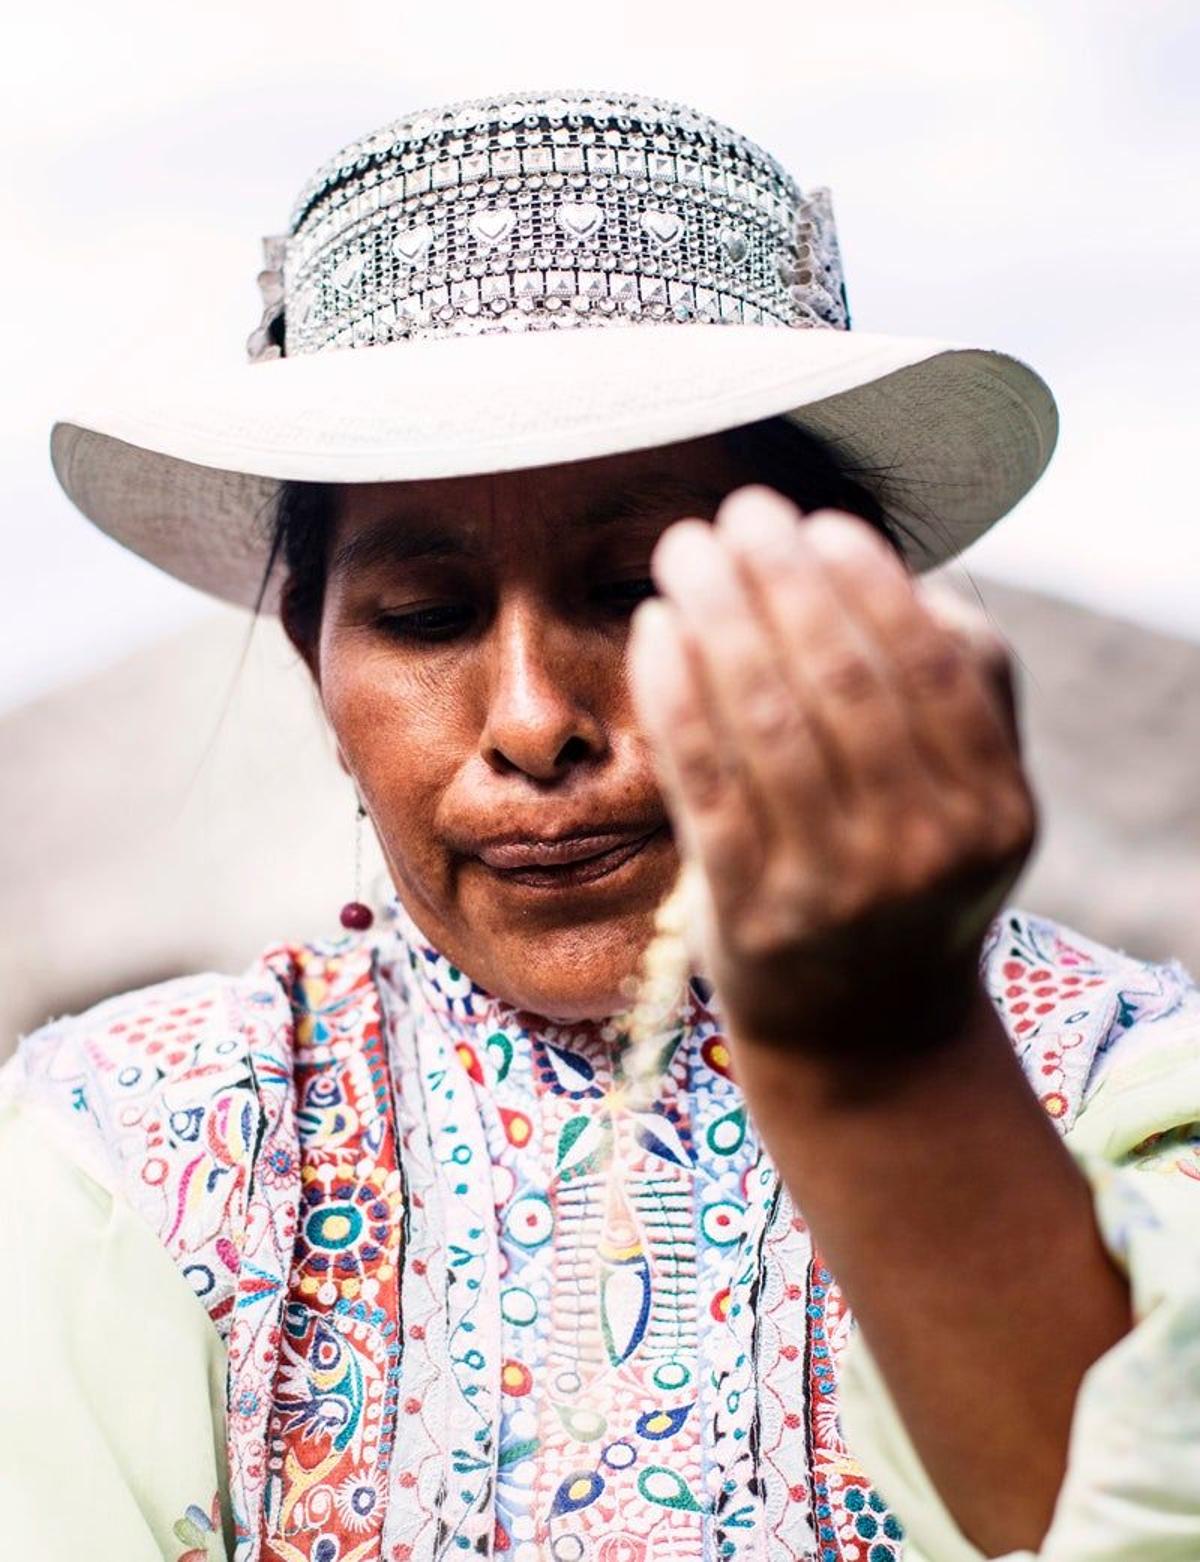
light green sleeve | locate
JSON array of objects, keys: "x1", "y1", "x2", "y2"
[
  {"x1": 838, "y1": 1006, "x2": 1200, "y2": 1561},
  {"x1": 0, "y1": 1095, "x2": 233, "y2": 1562}
]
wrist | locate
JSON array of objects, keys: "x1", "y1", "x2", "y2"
[
  {"x1": 728, "y1": 967, "x2": 1008, "y2": 1119},
  {"x1": 727, "y1": 957, "x2": 997, "y2": 1106}
]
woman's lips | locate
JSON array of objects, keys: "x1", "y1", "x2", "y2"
[{"x1": 476, "y1": 825, "x2": 667, "y2": 888}]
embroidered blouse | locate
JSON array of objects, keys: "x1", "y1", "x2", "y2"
[{"x1": 2, "y1": 904, "x2": 1199, "y2": 1562}]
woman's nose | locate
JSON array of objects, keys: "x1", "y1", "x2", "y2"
[{"x1": 479, "y1": 601, "x2": 608, "y2": 781}]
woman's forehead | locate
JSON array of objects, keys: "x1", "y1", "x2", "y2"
[{"x1": 330, "y1": 433, "x2": 743, "y2": 543}]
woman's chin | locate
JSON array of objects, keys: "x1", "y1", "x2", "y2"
[
  {"x1": 469, "y1": 907, "x2": 661, "y2": 1023},
  {"x1": 391, "y1": 835, "x2": 680, "y2": 1021}
]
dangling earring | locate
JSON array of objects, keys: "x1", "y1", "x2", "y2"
[{"x1": 340, "y1": 799, "x2": 375, "y2": 931}]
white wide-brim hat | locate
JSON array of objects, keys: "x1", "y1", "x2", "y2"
[{"x1": 50, "y1": 88, "x2": 1058, "y2": 611}]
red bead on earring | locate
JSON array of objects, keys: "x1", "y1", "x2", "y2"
[{"x1": 340, "y1": 799, "x2": 375, "y2": 931}]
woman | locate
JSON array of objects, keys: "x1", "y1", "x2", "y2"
[{"x1": 5, "y1": 88, "x2": 1199, "y2": 1562}]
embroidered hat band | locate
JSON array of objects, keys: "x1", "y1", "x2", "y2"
[{"x1": 248, "y1": 88, "x2": 849, "y2": 360}]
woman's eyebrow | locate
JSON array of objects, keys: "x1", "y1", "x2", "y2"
[{"x1": 328, "y1": 517, "x2": 479, "y2": 577}]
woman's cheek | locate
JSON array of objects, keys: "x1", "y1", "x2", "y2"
[
  {"x1": 320, "y1": 633, "x2": 419, "y2": 758},
  {"x1": 321, "y1": 643, "x2": 464, "y2": 860}
]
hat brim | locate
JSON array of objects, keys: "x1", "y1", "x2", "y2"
[{"x1": 50, "y1": 323, "x2": 1057, "y2": 611}]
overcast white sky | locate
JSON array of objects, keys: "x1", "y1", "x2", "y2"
[{"x1": 2, "y1": 0, "x2": 1196, "y2": 712}]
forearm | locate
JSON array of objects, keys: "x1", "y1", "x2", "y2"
[
  {"x1": 629, "y1": 497, "x2": 1132, "y2": 1548},
  {"x1": 734, "y1": 978, "x2": 1133, "y2": 1557}
]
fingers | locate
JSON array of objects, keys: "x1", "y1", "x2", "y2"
[
  {"x1": 727, "y1": 497, "x2": 1032, "y2": 865},
  {"x1": 918, "y1": 583, "x2": 1023, "y2": 756},
  {"x1": 713, "y1": 488, "x2": 930, "y2": 813},
  {"x1": 631, "y1": 483, "x2": 1036, "y2": 946},
  {"x1": 627, "y1": 596, "x2": 767, "y2": 920},
  {"x1": 797, "y1": 515, "x2": 1018, "y2": 786},
  {"x1": 644, "y1": 516, "x2": 840, "y2": 860}
]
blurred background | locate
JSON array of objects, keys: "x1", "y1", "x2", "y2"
[{"x1": 2, "y1": 0, "x2": 1197, "y2": 1049}]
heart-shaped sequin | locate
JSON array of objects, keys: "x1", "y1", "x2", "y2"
[
  {"x1": 556, "y1": 201, "x2": 604, "y2": 240},
  {"x1": 720, "y1": 228, "x2": 749, "y2": 264},
  {"x1": 333, "y1": 253, "x2": 366, "y2": 291},
  {"x1": 640, "y1": 209, "x2": 684, "y2": 247},
  {"x1": 470, "y1": 207, "x2": 517, "y2": 247},
  {"x1": 392, "y1": 224, "x2": 434, "y2": 265}
]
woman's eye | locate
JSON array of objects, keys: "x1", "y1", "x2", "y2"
[
  {"x1": 598, "y1": 578, "x2": 658, "y2": 612},
  {"x1": 376, "y1": 604, "x2": 474, "y2": 641}
]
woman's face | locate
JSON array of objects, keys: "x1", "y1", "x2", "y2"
[{"x1": 311, "y1": 432, "x2": 753, "y2": 1020}]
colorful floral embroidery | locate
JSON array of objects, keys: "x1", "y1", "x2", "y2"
[
  {"x1": 10, "y1": 907, "x2": 1193, "y2": 1562},
  {"x1": 259, "y1": 945, "x2": 403, "y2": 1562}
]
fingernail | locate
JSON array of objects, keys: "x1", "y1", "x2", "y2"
[
  {"x1": 652, "y1": 517, "x2": 705, "y2": 574},
  {"x1": 630, "y1": 597, "x2": 673, "y2": 651},
  {"x1": 804, "y1": 511, "x2": 877, "y2": 558},
  {"x1": 719, "y1": 489, "x2": 798, "y2": 558},
  {"x1": 628, "y1": 600, "x2": 682, "y2": 716}
]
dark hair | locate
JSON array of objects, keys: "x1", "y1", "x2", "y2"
[
  {"x1": 266, "y1": 479, "x2": 335, "y2": 654},
  {"x1": 261, "y1": 415, "x2": 905, "y2": 654}
]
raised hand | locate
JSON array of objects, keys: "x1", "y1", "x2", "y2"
[{"x1": 628, "y1": 484, "x2": 1037, "y2": 1069}]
